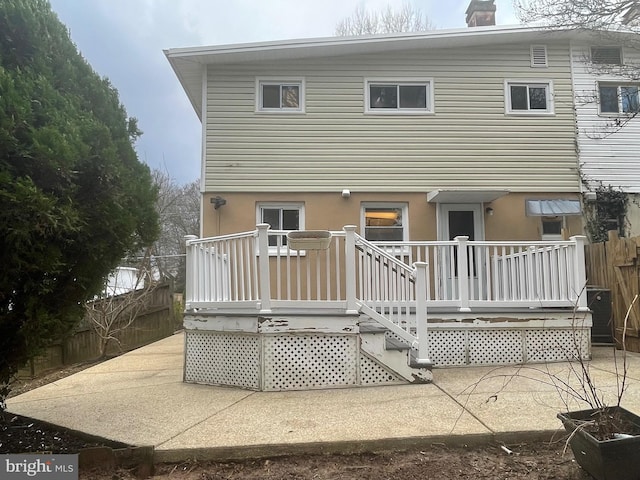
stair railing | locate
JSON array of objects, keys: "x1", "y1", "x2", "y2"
[{"x1": 345, "y1": 226, "x2": 429, "y2": 363}]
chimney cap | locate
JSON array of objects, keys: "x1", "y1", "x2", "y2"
[{"x1": 466, "y1": 0, "x2": 497, "y2": 27}]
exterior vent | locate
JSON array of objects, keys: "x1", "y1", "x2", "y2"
[
  {"x1": 531, "y1": 45, "x2": 548, "y2": 67},
  {"x1": 591, "y1": 46, "x2": 623, "y2": 65}
]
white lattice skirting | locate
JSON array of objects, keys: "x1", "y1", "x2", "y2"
[
  {"x1": 427, "y1": 327, "x2": 590, "y2": 367},
  {"x1": 183, "y1": 326, "x2": 590, "y2": 391},
  {"x1": 184, "y1": 331, "x2": 406, "y2": 390}
]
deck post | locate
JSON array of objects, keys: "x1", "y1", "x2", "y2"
[
  {"x1": 257, "y1": 224, "x2": 272, "y2": 313},
  {"x1": 570, "y1": 235, "x2": 588, "y2": 311},
  {"x1": 344, "y1": 225, "x2": 358, "y2": 314},
  {"x1": 455, "y1": 236, "x2": 471, "y2": 312},
  {"x1": 413, "y1": 262, "x2": 431, "y2": 365},
  {"x1": 184, "y1": 235, "x2": 198, "y2": 309}
]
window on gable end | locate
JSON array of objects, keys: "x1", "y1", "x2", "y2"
[
  {"x1": 591, "y1": 46, "x2": 623, "y2": 65},
  {"x1": 257, "y1": 78, "x2": 305, "y2": 113},
  {"x1": 530, "y1": 45, "x2": 548, "y2": 68}
]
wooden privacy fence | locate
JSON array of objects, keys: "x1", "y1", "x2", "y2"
[
  {"x1": 19, "y1": 282, "x2": 180, "y2": 377},
  {"x1": 585, "y1": 231, "x2": 640, "y2": 352}
]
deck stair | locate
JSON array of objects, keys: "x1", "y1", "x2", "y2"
[{"x1": 358, "y1": 317, "x2": 432, "y2": 384}]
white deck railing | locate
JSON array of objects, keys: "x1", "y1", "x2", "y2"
[
  {"x1": 185, "y1": 226, "x2": 587, "y2": 312},
  {"x1": 185, "y1": 226, "x2": 587, "y2": 364},
  {"x1": 374, "y1": 237, "x2": 587, "y2": 310}
]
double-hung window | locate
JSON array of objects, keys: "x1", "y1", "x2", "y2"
[
  {"x1": 256, "y1": 78, "x2": 304, "y2": 113},
  {"x1": 361, "y1": 203, "x2": 408, "y2": 242},
  {"x1": 365, "y1": 79, "x2": 433, "y2": 114},
  {"x1": 257, "y1": 203, "x2": 304, "y2": 248},
  {"x1": 599, "y1": 84, "x2": 640, "y2": 114},
  {"x1": 505, "y1": 80, "x2": 554, "y2": 114}
]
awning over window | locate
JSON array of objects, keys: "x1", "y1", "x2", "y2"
[{"x1": 525, "y1": 199, "x2": 582, "y2": 216}]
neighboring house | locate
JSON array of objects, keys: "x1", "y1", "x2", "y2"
[
  {"x1": 166, "y1": 1, "x2": 602, "y2": 391},
  {"x1": 105, "y1": 267, "x2": 140, "y2": 296},
  {"x1": 571, "y1": 37, "x2": 640, "y2": 237}
]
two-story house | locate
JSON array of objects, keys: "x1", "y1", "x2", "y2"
[
  {"x1": 165, "y1": 2, "x2": 596, "y2": 391},
  {"x1": 166, "y1": 22, "x2": 583, "y2": 245}
]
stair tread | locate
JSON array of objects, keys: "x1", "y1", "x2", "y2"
[
  {"x1": 359, "y1": 323, "x2": 388, "y2": 333},
  {"x1": 385, "y1": 336, "x2": 411, "y2": 351}
]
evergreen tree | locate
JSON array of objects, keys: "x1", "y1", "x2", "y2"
[{"x1": 0, "y1": 0, "x2": 159, "y2": 408}]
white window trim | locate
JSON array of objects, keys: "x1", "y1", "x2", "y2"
[
  {"x1": 255, "y1": 77, "x2": 305, "y2": 114},
  {"x1": 541, "y1": 217, "x2": 564, "y2": 241},
  {"x1": 597, "y1": 82, "x2": 640, "y2": 116},
  {"x1": 364, "y1": 78, "x2": 435, "y2": 115},
  {"x1": 436, "y1": 204, "x2": 485, "y2": 242},
  {"x1": 504, "y1": 79, "x2": 555, "y2": 116},
  {"x1": 256, "y1": 202, "x2": 305, "y2": 255},
  {"x1": 360, "y1": 202, "x2": 409, "y2": 243}
]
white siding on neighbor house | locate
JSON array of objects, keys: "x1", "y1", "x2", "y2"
[
  {"x1": 204, "y1": 42, "x2": 578, "y2": 193},
  {"x1": 573, "y1": 43, "x2": 640, "y2": 193}
]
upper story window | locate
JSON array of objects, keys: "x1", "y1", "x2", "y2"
[
  {"x1": 599, "y1": 84, "x2": 640, "y2": 114},
  {"x1": 256, "y1": 78, "x2": 305, "y2": 113},
  {"x1": 591, "y1": 46, "x2": 623, "y2": 65},
  {"x1": 257, "y1": 203, "x2": 304, "y2": 248},
  {"x1": 361, "y1": 203, "x2": 408, "y2": 242},
  {"x1": 505, "y1": 80, "x2": 554, "y2": 115},
  {"x1": 365, "y1": 79, "x2": 434, "y2": 114}
]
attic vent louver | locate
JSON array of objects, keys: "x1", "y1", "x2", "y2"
[
  {"x1": 531, "y1": 45, "x2": 548, "y2": 67},
  {"x1": 591, "y1": 46, "x2": 622, "y2": 65}
]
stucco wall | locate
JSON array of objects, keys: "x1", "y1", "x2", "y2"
[{"x1": 202, "y1": 192, "x2": 584, "y2": 241}]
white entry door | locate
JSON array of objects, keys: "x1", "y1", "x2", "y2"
[
  {"x1": 437, "y1": 204, "x2": 485, "y2": 300},
  {"x1": 438, "y1": 204, "x2": 484, "y2": 242}
]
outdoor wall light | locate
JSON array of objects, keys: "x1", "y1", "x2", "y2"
[
  {"x1": 211, "y1": 196, "x2": 227, "y2": 209},
  {"x1": 341, "y1": 189, "x2": 351, "y2": 198},
  {"x1": 485, "y1": 207, "x2": 494, "y2": 216}
]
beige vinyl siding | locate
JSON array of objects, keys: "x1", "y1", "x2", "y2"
[{"x1": 204, "y1": 42, "x2": 578, "y2": 193}]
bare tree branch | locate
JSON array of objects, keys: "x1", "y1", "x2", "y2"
[
  {"x1": 335, "y1": 1, "x2": 433, "y2": 36},
  {"x1": 149, "y1": 169, "x2": 199, "y2": 291},
  {"x1": 85, "y1": 258, "x2": 159, "y2": 359},
  {"x1": 514, "y1": 0, "x2": 639, "y2": 30}
]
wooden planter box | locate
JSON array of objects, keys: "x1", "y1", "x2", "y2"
[
  {"x1": 557, "y1": 406, "x2": 640, "y2": 480},
  {"x1": 287, "y1": 230, "x2": 332, "y2": 250}
]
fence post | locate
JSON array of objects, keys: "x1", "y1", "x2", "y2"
[
  {"x1": 570, "y1": 235, "x2": 588, "y2": 311},
  {"x1": 184, "y1": 235, "x2": 198, "y2": 309},
  {"x1": 455, "y1": 236, "x2": 471, "y2": 312},
  {"x1": 257, "y1": 224, "x2": 272, "y2": 313},
  {"x1": 413, "y1": 262, "x2": 431, "y2": 366},
  {"x1": 344, "y1": 225, "x2": 358, "y2": 314}
]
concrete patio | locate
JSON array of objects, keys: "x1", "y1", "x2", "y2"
[{"x1": 6, "y1": 332, "x2": 640, "y2": 463}]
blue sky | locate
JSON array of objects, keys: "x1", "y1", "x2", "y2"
[{"x1": 48, "y1": 0, "x2": 519, "y2": 185}]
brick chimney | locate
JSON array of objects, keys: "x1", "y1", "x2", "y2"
[{"x1": 466, "y1": 0, "x2": 496, "y2": 27}]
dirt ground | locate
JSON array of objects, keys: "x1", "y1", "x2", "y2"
[
  {"x1": 6, "y1": 364, "x2": 591, "y2": 480},
  {"x1": 83, "y1": 442, "x2": 590, "y2": 480}
]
